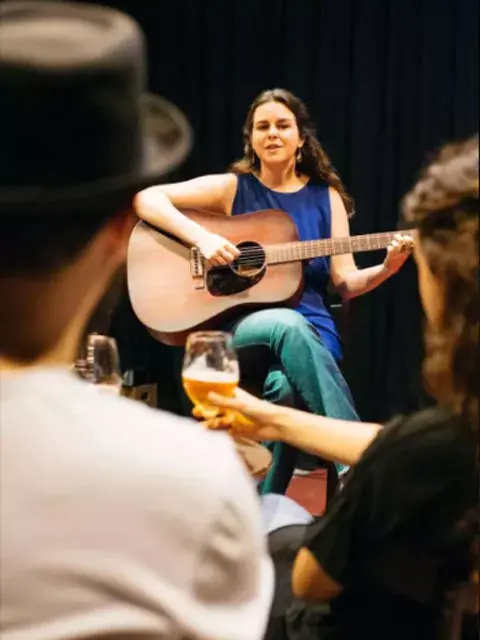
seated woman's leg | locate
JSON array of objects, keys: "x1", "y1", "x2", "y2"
[
  {"x1": 258, "y1": 365, "x2": 299, "y2": 496},
  {"x1": 232, "y1": 308, "x2": 359, "y2": 489},
  {"x1": 231, "y1": 308, "x2": 359, "y2": 421}
]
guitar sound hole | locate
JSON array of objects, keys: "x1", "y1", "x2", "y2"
[
  {"x1": 206, "y1": 241, "x2": 266, "y2": 297},
  {"x1": 232, "y1": 241, "x2": 266, "y2": 276}
]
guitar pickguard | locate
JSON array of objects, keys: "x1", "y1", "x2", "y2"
[{"x1": 206, "y1": 240, "x2": 266, "y2": 297}]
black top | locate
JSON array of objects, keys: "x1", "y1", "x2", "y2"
[{"x1": 305, "y1": 407, "x2": 477, "y2": 640}]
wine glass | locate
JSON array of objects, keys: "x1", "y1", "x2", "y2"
[
  {"x1": 75, "y1": 333, "x2": 123, "y2": 396},
  {"x1": 182, "y1": 331, "x2": 239, "y2": 417}
]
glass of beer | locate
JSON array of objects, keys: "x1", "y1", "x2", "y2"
[{"x1": 182, "y1": 331, "x2": 239, "y2": 417}]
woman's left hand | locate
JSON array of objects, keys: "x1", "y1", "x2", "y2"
[{"x1": 383, "y1": 233, "x2": 415, "y2": 274}]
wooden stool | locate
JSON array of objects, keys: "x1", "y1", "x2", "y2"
[{"x1": 233, "y1": 437, "x2": 272, "y2": 482}]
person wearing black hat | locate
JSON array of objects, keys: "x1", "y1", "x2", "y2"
[{"x1": 0, "y1": 3, "x2": 273, "y2": 639}]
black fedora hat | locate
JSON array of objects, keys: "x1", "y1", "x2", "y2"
[{"x1": 0, "y1": 1, "x2": 193, "y2": 215}]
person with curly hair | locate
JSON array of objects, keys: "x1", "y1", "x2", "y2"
[
  {"x1": 205, "y1": 134, "x2": 479, "y2": 639},
  {"x1": 135, "y1": 88, "x2": 413, "y2": 494}
]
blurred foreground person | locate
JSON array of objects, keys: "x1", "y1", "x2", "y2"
[{"x1": 0, "y1": 3, "x2": 272, "y2": 639}]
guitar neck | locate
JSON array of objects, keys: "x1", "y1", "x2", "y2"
[{"x1": 265, "y1": 231, "x2": 398, "y2": 264}]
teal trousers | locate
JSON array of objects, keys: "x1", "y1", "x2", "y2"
[{"x1": 229, "y1": 308, "x2": 359, "y2": 495}]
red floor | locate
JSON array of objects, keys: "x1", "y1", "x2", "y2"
[{"x1": 286, "y1": 468, "x2": 327, "y2": 516}]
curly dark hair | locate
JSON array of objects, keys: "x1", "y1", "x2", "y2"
[
  {"x1": 402, "y1": 134, "x2": 479, "y2": 429},
  {"x1": 229, "y1": 88, "x2": 355, "y2": 216}
]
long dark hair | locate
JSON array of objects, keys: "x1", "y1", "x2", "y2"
[
  {"x1": 403, "y1": 135, "x2": 479, "y2": 605},
  {"x1": 229, "y1": 88, "x2": 354, "y2": 216},
  {"x1": 402, "y1": 134, "x2": 479, "y2": 428}
]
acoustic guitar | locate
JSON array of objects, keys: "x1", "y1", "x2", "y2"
[{"x1": 127, "y1": 207, "x2": 400, "y2": 346}]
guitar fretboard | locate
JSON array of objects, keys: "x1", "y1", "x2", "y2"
[{"x1": 264, "y1": 231, "x2": 398, "y2": 264}]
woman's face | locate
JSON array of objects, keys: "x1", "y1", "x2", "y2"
[
  {"x1": 250, "y1": 100, "x2": 303, "y2": 168},
  {"x1": 414, "y1": 239, "x2": 444, "y2": 328}
]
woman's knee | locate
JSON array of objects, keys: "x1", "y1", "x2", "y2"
[
  {"x1": 262, "y1": 308, "x2": 309, "y2": 330},
  {"x1": 232, "y1": 308, "x2": 320, "y2": 357},
  {"x1": 254, "y1": 309, "x2": 313, "y2": 343},
  {"x1": 235, "y1": 308, "x2": 307, "y2": 332},
  {"x1": 265, "y1": 310, "x2": 320, "y2": 356}
]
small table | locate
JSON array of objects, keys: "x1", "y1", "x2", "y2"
[{"x1": 233, "y1": 436, "x2": 272, "y2": 482}]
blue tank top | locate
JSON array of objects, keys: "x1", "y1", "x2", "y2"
[{"x1": 231, "y1": 173, "x2": 342, "y2": 361}]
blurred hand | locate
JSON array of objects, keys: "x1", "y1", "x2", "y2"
[
  {"x1": 192, "y1": 387, "x2": 284, "y2": 441},
  {"x1": 383, "y1": 233, "x2": 414, "y2": 274},
  {"x1": 195, "y1": 231, "x2": 240, "y2": 267}
]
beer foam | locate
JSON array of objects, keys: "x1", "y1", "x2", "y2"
[{"x1": 182, "y1": 366, "x2": 239, "y2": 383}]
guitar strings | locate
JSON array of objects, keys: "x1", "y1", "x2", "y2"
[
  {"x1": 210, "y1": 232, "x2": 396, "y2": 257},
  {"x1": 203, "y1": 233, "x2": 395, "y2": 270},
  {"x1": 207, "y1": 249, "x2": 394, "y2": 271}
]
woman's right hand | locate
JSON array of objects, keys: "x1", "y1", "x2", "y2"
[
  {"x1": 195, "y1": 231, "x2": 240, "y2": 266},
  {"x1": 193, "y1": 387, "x2": 287, "y2": 441}
]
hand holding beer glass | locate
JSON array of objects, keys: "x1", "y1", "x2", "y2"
[
  {"x1": 182, "y1": 331, "x2": 239, "y2": 422},
  {"x1": 183, "y1": 331, "x2": 272, "y2": 478}
]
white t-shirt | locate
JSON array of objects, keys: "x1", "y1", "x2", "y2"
[{"x1": 0, "y1": 368, "x2": 273, "y2": 640}]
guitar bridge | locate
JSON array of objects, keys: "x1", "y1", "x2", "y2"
[{"x1": 190, "y1": 247, "x2": 205, "y2": 290}]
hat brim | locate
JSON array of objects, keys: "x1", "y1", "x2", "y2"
[{"x1": 0, "y1": 93, "x2": 193, "y2": 216}]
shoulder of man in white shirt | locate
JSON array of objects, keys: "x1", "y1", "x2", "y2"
[
  {"x1": 1, "y1": 369, "x2": 273, "y2": 640},
  {"x1": 98, "y1": 390, "x2": 275, "y2": 640}
]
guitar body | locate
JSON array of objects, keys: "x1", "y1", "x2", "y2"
[{"x1": 127, "y1": 208, "x2": 304, "y2": 345}]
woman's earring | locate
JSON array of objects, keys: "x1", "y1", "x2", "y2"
[
  {"x1": 245, "y1": 144, "x2": 256, "y2": 166},
  {"x1": 296, "y1": 148, "x2": 303, "y2": 163}
]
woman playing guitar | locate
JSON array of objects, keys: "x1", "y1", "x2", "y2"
[{"x1": 134, "y1": 88, "x2": 413, "y2": 494}]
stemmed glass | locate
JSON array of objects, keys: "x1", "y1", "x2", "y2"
[
  {"x1": 74, "y1": 333, "x2": 123, "y2": 396},
  {"x1": 182, "y1": 331, "x2": 239, "y2": 417}
]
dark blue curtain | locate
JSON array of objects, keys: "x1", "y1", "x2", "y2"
[{"x1": 99, "y1": 0, "x2": 478, "y2": 421}]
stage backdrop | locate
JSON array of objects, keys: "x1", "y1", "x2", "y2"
[{"x1": 94, "y1": 0, "x2": 478, "y2": 422}]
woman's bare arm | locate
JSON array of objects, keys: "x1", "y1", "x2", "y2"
[
  {"x1": 133, "y1": 173, "x2": 239, "y2": 263},
  {"x1": 271, "y1": 406, "x2": 381, "y2": 466},
  {"x1": 206, "y1": 389, "x2": 382, "y2": 467},
  {"x1": 329, "y1": 188, "x2": 412, "y2": 300}
]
